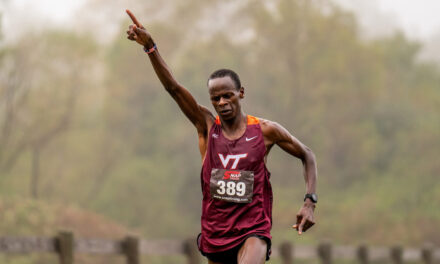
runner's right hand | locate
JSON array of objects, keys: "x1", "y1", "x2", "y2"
[{"x1": 126, "y1": 9, "x2": 155, "y2": 48}]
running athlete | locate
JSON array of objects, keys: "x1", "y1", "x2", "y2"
[{"x1": 126, "y1": 10, "x2": 318, "y2": 264}]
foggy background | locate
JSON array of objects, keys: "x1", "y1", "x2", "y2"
[{"x1": 1, "y1": 0, "x2": 440, "y2": 263}]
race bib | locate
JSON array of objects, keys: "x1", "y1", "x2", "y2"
[{"x1": 210, "y1": 168, "x2": 254, "y2": 203}]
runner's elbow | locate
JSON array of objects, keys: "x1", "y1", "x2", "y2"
[{"x1": 303, "y1": 146, "x2": 316, "y2": 164}]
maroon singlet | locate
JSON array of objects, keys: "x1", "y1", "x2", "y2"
[{"x1": 199, "y1": 115, "x2": 273, "y2": 253}]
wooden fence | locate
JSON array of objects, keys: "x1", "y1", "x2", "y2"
[{"x1": 1, "y1": 231, "x2": 439, "y2": 264}]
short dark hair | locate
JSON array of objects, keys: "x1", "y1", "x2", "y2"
[{"x1": 208, "y1": 69, "x2": 241, "y2": 90}]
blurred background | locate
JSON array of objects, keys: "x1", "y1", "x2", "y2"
[{"x1": 1, "y1": 0, "x2": 439, "y2": 263}]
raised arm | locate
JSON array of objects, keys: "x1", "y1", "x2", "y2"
[
  {"x1": 261, "y1": 119, "x2": 317, "y2": 235},
  {"x1": 125, "y1": 10, "x2": 214, "y2": 135}
]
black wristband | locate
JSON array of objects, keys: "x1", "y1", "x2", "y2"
[{"x1": 304, "y1": 193, "x2": 318, "y2": 203}]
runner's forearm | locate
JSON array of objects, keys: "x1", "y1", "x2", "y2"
[
  {"x1": 145, "y1": 47, "x2": 209, "y2": 130},
  {"x1": 147, "y1": 49, "x2": 180, "y2": 92},
  {"x1": 302, "y1": 148, "x2": 317, "y2": 194}
]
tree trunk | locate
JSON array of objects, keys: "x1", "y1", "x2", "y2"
[{"x1": 31, "y1": 146, "x2": 40, "y2": 199}]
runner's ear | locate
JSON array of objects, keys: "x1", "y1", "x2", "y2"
[{"x1": 239, "y1": 86, "x2": 244, "y2": 99}]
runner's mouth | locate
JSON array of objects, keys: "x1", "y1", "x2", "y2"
[{"x1": 220, "y1": 109, "x2": 232, "y2": 115}]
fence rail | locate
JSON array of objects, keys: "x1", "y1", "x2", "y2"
[{"x1": 1, "y1": 231, "x2": 439, "y2": 264}]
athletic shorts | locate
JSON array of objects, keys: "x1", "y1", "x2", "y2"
[{"x1": 197, "y1": 233, "x2": 271, "y2": 263}]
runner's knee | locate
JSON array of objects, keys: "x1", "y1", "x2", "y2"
[{"x1": 237, "y1": 237, "x2": 267, "y2": 264}]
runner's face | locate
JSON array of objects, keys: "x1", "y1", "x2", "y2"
[{"x1": 208, "y1": 76, "x2": 243, "y2": 120}]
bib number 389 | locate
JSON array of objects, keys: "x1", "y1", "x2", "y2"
[
  {"x1": 216, "y1": 181, "x2": 246, "y2": 196},
  {"x1": 210, "y1": 169, "x2": 254, "y2": 203}
]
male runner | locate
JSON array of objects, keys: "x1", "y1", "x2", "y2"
[{"x1": 125, "y1": 10, "x2": 317, "y2": 264}]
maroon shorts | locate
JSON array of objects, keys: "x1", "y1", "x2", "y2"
[{"x1": 197, "y1": 233, "x2": 271, "y2": 263}]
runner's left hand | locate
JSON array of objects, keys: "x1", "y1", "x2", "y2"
[{"x1": 292, "y1": 201, "x2": 315, "y2": 235}]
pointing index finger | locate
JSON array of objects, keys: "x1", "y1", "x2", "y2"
[{"x1": 126, "y1": 9, "x2": 143, "y2": 28}]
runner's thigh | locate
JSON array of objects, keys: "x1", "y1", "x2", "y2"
[{"x1": 237, "y1": 237, "x2": 267, "y2": 264}]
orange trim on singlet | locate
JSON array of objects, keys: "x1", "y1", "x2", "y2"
[
  {"x1": 247, "y1": 115, "x2": 260, "y2": 125},
  {"x1": 215, "y1": 115, "x2": 260, "y2": 125}
]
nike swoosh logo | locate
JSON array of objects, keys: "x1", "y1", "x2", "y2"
[{"x1": 245, "y1": 136, "x2": 258, "y2": 141}]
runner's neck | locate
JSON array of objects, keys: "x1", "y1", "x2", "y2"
[{"x1": 219, "y1": 113, "x2": 247, "y2": 140}]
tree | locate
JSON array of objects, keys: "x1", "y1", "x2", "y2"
[{"x1": 0, "y1": 31, "x2": 99, "y2": 198}]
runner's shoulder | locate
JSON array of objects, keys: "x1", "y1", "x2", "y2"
[
  {"x1": 256, "y1": 117, "x2": 276, "y2": 133},
  {"x1": 197, "y1": 104, "x2": 215, "y2": 134},
  {"x1": 198, "y1": 105, "x2": 215, "y2": 119},
  {"x1": 257, "y1": 117, "x2": 285, "y2": 142}
]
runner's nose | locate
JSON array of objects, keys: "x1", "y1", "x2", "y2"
[{"x1": 218, "y1": 97, "x2": 227, "y2": 106}]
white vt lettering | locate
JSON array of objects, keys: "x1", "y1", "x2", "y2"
[{"x1": 218, "y1": 153, "x2": 248, "y2": 169}]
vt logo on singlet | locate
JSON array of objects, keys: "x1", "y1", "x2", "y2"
[{"x1": 218, "y1": 153, "x2": 247, "y2": 169}]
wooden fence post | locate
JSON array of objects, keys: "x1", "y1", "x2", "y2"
[
  {"x1": 183, "y1": 237, "x2": 200, "y2": 264},
  {"x1": 56, "y1": 231, "x2": 74, "y2": 264},
  {"x1": 421, "y1": 245, "x2": 433, "y2": 264},
  {"x1": 317, "y1": 241, "x2": 332, "y2": 264},
  {"x1": 123, "y1": 236, "x2": 140, "y2": 264},
  {"x1": 357, "y1": 244, "x2": 369, "y2": 264},
  {"x1": 390, "y1": 246, "x2": 403, "y2": 264},
  {"x1": 279, "y1": 241, "x2": 294, "y2": 264}
]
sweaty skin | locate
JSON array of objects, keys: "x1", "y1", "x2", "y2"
[{"x1": 126, "y1": 9, "x2": 317, "y2": 263}]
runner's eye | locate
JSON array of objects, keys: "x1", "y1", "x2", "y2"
[{"x1": 211, "y1": 96, "x2": 220, "y2": 102}]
